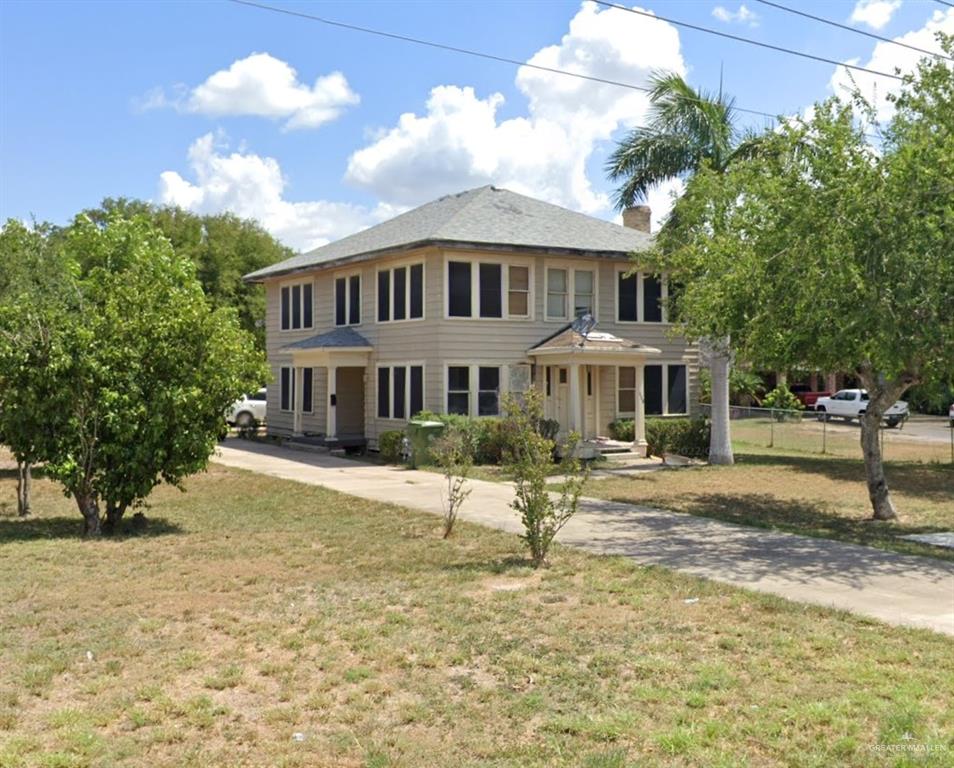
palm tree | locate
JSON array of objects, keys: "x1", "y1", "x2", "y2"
[{"x1": 607, "y1": 72, "x2": 762, "y2": 465}]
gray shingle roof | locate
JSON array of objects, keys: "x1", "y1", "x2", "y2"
[
  {"x1": 282, "y1": 327, "x2": 372, "y2": 350},
  {"x1": 245, "y1": 186, "x2": 652, "y2": 281}
]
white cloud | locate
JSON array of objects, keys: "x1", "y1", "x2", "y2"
[
  {"x1": 830, "y1": 8, "x2": 954, "y2": 122},
  {"x1": 345, "y1": 1, "x2": 686, "y2": 222},
  {"x1": 712, "y1": 4, "x2": 758, "y2": 27},
  {"x1": 849, "y1": 0, "x2": 902, "y2": 31},
  {"x1": 158, "y1": 133, "x2": 395, "y2": 251},
  {"x1": 144, "y1": 52, "x2": 359, "y2": 131}
]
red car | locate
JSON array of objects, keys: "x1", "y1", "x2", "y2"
[{"x1": 789, "y1": 383, "x2": 832, "y2": 410}]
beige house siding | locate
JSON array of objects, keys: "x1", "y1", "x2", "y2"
[{"x1": 263, "y1": 245, "x2": 698, "y2": 448}]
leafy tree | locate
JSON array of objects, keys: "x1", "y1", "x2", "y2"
[
  {"x1": 655, "y1": 40, "x2": 954, "y2": 519},
  {"x1": 0, "y1": 220, "x2": 75, "y2": 516},
  {"x1": 0, "y1": 214, "x2": 267, "y2": 536},
  {"x1": 430, "y1": 426, "x2": 473, "y2": 539},
  {"x1": 607, "y1": 73, "x2": 764, "y2": 465},
  {"x1": 77, "y1": 199, "x2": 293, "y2": 349}
]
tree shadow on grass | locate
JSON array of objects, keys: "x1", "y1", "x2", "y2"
[
  {"x1": 734, "y1": 452, "x2": 954, "y2": 504},
  {"x1": 0, "y1": 466, "x2": 48, "y2": 481},
  {"x1": 0, "y1": 515, "x2": 184, "y2": 543},
  {"x1": 443, "y1": 555, "x2": 534, "y2": 575}
]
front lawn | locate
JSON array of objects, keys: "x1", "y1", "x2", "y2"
[
  {"x1": 584, "y1": 450, "x2": 954, "y2": 562},
  {"x1": 1, "y1": 459, "x2": 952, "y2": 766}
]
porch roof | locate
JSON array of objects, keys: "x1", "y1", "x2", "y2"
[
  {"x1": 282, "y1": 327, "x2": 372, "y2": 367},
  {"x1": 282, "y1": 327, "x2": 372, "y2": 351},
  {"x1": 528, "y1": 324, "x2": 660, "y2": 363}
]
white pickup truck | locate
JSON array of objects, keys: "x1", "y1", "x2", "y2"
[{"x1": 814, "y1": 389, "x2": 909, "y2": 428}]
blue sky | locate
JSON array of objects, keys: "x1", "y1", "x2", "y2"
[{"x1": 1, "y1": 0, "x2": 951, "y2": 249}]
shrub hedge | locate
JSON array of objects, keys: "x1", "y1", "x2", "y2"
[
  {"x1": 378, "y1": 430, "x2": 405, "y2": 463},
  {"x1": 411, "y1": 411, "x2": 507, "y2": 465},
  {"x1": 645, "y1": 417, "x2": 710, "y2": 459}
]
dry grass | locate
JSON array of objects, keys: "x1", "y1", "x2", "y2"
[{"x1": 1, "y1": 460, "x2": 953, "y2": 767}]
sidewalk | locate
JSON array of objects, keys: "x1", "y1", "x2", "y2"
[{"x1": 214, "y1": 440, "x2": 954, "y2": 636}]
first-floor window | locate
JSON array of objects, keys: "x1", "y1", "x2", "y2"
[
  {"x1": 478, "y1": 367, "x2": 500, "y2": 416},
  {"x1": 377, "y1": 364, "x2": 424, "y2": 419},
  {"x1": 280, "y1": 367, "x2": 312, "y2": 412},
  {"x1": 281, "y1": 366, "x2": 294, "y2": 411},
  {"x1": 446, "y1": 365, "x2": 501, "y2": 416},
  {"x1": 617, "y1": 364, "x2": 687, "y2": 415},
  {"x1": 301, "y1": 368, "x2": 313, "y2": 413},
  {"x1": 447, "y1": 366, "x2": 470, "y2": 415}
]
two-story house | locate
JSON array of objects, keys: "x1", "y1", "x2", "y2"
[{"x1": 244, "y1": 186, "x2": 698, "y2": 454}]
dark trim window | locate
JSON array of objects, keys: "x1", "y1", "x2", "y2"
[
  {"x1": 479, "y1": 263, "x2": 502, "y2": 318},
  {"x1": 378, "y1": 365, "x2": 424, "y2": 420},
  {"x1": 281, "y1": 280, "x2": 313, "y2": 331},
  {"x1": 301, "y1": 368, "x2": 313, "y2": 413},
  {"x1": 618, "y1": 364, "x2": 687, "y2": 416},
  {"x1": 618, "y1": 273, "x2": 638, "y2": 322},
  {"x1": 447, "y1": 366, "x2": 470, "y2": 415},
  {"x1": 667, "y1": 364, "x2": 687, "y2": 415},
  {"x1": 477, "y1": 367, "x2": 500, "y2": 416},
  {"x1": 643, "y1": 273, "x2": 663, "y2": 323},
  {"x1": 448, "y1": 261, "x2": 472, "y2": 317},
  {"x1": 378, "y1": 264, "x2": 423, "y2": 322},
  {"x1": 645, "y1": 365, "x2": 663, "y2": 415},
  {"x1": 280, "y1": 366, "x2": 294, "y2": 411},
  {"x1": 335, "y1": 274, "x2": 362, "y2": 326}
]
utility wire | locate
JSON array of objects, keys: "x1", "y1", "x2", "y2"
[
  {"x1": 934, "y1": 1, "x2": 953, "y2": 9},
  {"x1": 226, "y1": 0, "x2": 782, "y2": 120},
  {"x1": 591, "y1": 1, "x2": 905, "y2": 81},
  {"x1": 754, "y1": 0, "x2": 953, "y2": 62}
]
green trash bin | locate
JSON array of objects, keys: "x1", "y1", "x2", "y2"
[{"x1": 406, "y1": 420, "x2": 445, "y2": 468}]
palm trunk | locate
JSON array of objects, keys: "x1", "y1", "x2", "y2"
[
  {"x1": 16, "y1": 461, "x2": 31, "y2": 517},
  {"x1": 708, "y1": 345, "x2": 734, "y2": 466},
  {"x1": 74, "y1": 491, "x2": 101, "y2": 538}
]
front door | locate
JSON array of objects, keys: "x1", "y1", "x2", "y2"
[
  {"x1": 335, "y1": 367, "x2": 365, "y2": 437},
  {"x1": 555, "y1": 366, "x2": 570, "y2": 434}
]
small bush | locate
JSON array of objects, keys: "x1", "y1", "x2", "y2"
[
  {"x1": 608, "y1": 418, "x2": 635, "y2": 442},
  {"x1": 645, "y1": 418, "x2": 710, "y2": 459},
  {"x1": 410, "y1": 410, "x2": 505, "y2": 465},
  {"x1": 430, "y1": 426, "x2": 473, "y2": 539},
  {"x1": 378, "y1": 430, "x2": 405, "y2": 463},
  {"x1": 762, "y1": 385, "x2": 804, "y2": 421}
]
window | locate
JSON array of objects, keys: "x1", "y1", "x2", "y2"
[
  {"x1": 377, "y1": 365, "x2": 424, "y2": 420},
  {"x1": 618, "y1": 365, "x2": 688, "y2": 416},
  {"x1": 618, "y1": 367, "x2": 636, "y2": 413},
  {"x1": 249, "y1": 388, "x2": 267, "y2": 402},
  {"x1": 280, "y1": 367, "x2": 294, "y2": 412},
  {"x1": 508, "y1": 265, "x2": 529, "y2": 316},
  {"x1": 546, "y1": 366, "x2": 552, "y2": 396},
  {"x1": 335, "y1": 274, "x2": 361, "y2": 326},
  {"x1": 378, "y1": 264, "x2": 424, "y2": 322},
  {"x1": 618, "y1": 273, "x2": 638, "y2": 322},
  {"x1": 280, "y1": 280, "x2": 313, "y2": 330},
  {"x1": 302, "y1": 368, "x2": 313, "y2": 414},
  {"x1": 617, "y1": 270, "x2": 666, "y2": 323},
  {"x1": 478, "y1": 367, "x2": 500, "y2": 416},
  {"x1": 448, "y1": 261, "x2": 472, "y2": 317},
  {"x1": 448, "y1": 260, "x2": 530, "y2": 319},
  {"x1": 479, "y1": 263, "x2": 502, "y2": 318},
  {"x1": 574, "y1": 270, "x2": 594, "y2": 317},
  {"x1": 643, "y1": 273, "x2": 663, "y2": 322},
  {"x1": 447, "y1": 366, "x2": 470, "y2": 415},
  {"x1": 547, "y1": 268, "x2": 568, "y2": 319}
]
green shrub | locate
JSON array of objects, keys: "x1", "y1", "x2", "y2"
[
  {"x1": 645, "y1": 418, "x2": 710, "y2": 459},
  {"x1": 378, "y1": 430, "x2": 405, "y2": 463},
  {"x1": 608, "y1": 418, "x2": 635, "y2": 442},
  {"x1": 762, "y1": 385, "x2": 804, "y2": 421},
  {"x1": 410, "y1": 410, "x2": 505, "y2": 465}
]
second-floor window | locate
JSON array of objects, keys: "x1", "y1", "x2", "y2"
[
  {"x1": 377, "y1": 264, "x2": 424, "y2": 322},
  {"x1": 335, "y1": 274, "x2": 361, "y2": 326},
  {"x1": 546, "y1": 267, "x2": 595, "y2": 321},
  {"x1": 280, "y1": 280, "x2": 314, "y2": 331},
  {"x1": 447, "y1": 260, "x2": 531, "y2": 319},
  {"x1": 618, "y1": 271, "x2": 665, "y2": 323}
]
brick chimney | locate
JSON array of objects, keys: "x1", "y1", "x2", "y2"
[{"x1": 622, "y1": 205, "x2": 651, "y2": 233}]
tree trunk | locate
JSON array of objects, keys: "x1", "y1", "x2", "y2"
[
  {"x1": 16, "y1": 461, "x2": 31, "y2": 517},
  {"x1": 102, "y1": 501, "x2": 127, "y2": 535},
  {"x1": 707, "y1": 344, "x2": 735, "y2": 466},
  {"x1": 74, "y1": 491, "x2": 102, "y2": 538},
  {"x1": 860, "y1": 409, "x2": 897, "y2": 521}
]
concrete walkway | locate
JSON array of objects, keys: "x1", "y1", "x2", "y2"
[{"x1": 214, "y1": 441, "x2": 954, "y2": 636}]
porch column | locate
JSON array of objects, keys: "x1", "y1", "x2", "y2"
[
  {"x1": 326, "y1": 364, "x2": 337, "y2": 439},
  {"x1": 569, "y1": 363, "x2": 582, "y2": 434},
  {"x1": 635, "y1": 363, "x2": 648, "y2": 457},
  {"x1": 293, "y1": 367, "x2": 304, "y2": 436}
]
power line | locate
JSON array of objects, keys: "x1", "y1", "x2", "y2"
[
  {"x1": 225, "y1": 0, "x2": 782, "y2": 121},
  {"x1": 934, "y1": 1, "x2": 954, "y2": 9},
  {"x1": 754, "y1": 0, "x2": 953, "y2": 62},
  {"x1": 591, "y1": 1, "x2": 905, "y2": 81}
]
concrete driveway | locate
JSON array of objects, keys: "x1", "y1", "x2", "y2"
[{"x1": 214, "y1": 440, "x2": 954, "y2": 636}]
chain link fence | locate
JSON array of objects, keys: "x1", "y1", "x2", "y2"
[{"x1": 697, "y1": 404, "x2": 954, "y2": 463}]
